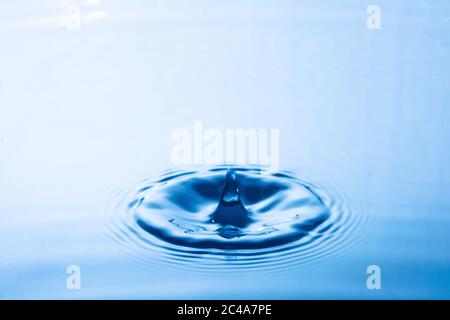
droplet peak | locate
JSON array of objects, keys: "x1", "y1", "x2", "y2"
[{"x1": 210, "y1": 169, "x2": 252, "y2": 229}]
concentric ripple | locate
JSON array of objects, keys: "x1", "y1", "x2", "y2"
[{"x1": 106, "y1": 166, "x2": 365, "y2": 271}]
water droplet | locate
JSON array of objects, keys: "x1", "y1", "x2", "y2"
[
  {"x1": 106, "y1": 165, "x2": 363, "y2": 271},
  {"x1": 210, "y1": 169, "x2": 252, "y2": 231}
]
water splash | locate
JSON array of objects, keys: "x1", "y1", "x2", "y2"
[
  {"x1": 211, "y1": 169, "x2": 252, "y2": 232},
  {"x1": 106, "y1": 165, "x2": 363, "y2": 271}
]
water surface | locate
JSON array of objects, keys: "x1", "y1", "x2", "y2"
[{"x1": 0, "y1": 0, "x2": 449, "y2": 299}]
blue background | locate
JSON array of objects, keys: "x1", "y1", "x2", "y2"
[{"x1": 0, "y1": 0, "x2": 449, "y2": 298}]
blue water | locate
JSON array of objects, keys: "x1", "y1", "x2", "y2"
[
  {"x1": 1, "y1": 0, "x2": 450, "y2": 299},
  {"x1": 107, "y1": 166, "x2": 364, "y2": 271}
]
